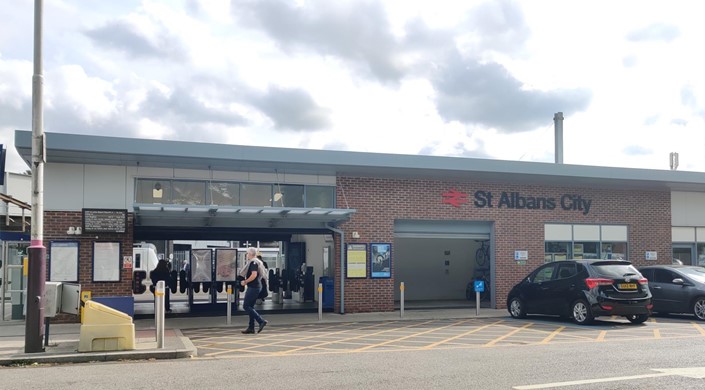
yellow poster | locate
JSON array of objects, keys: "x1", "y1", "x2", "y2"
[{"x1": 346, "y1": 244, "x2": 367, "y2": 278}]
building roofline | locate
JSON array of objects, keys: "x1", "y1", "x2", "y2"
[{"x1": 14, "y1": 130, "x2": 705, "y2": 191}]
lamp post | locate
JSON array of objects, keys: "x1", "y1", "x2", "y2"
[{"x1": 25, "y1": 0, "x2": 46, "y2": 353}]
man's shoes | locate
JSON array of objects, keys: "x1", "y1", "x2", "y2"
[
  {"x1": 258, "y1": 320, "x2": 268, "y2": 333},
  {"x1": 241, "y1": 328, "x2": 255, "y2": 334}
]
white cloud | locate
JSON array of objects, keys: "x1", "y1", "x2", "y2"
[{"x1": 2, "y1": 0, "x2": 705, "y2": 175}]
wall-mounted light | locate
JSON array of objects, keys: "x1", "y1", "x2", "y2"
[
  {"x1": 66, "y1": 226, "x2": 82, "y2": 235},
  {"x1": 153, "y1": 182, "x2": 163, "y2": 199}
]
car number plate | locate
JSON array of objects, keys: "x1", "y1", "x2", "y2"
[{"x1": 618, "y1": 283, "x2": 637, "y2": 289}]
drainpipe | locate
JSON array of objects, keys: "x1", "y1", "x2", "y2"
[
  {"x1": 326, "y1": 224, "x2": 344, "y2": 314},
  {"x1": 554, "y1": 112, "x2": 564, "y2": 164}
]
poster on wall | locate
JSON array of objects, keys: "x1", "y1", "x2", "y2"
[
  {"x1": 215, "y1": 249, "x2": 238, "y2": 282},
  {"x1": 370, "y1": 243, "x2": 391, "y2": 278},
  {"x1": 49, "y1": 241, "x2": 79, "y2": 282},
  {"x1": 93, "y1": 242, "x2": 121, "y2": 282},
  {"x1": 191, "y1": 249, "x2": 212, "y2": 282},
  {"x1": 346, "y1": 243, "x2": 367, "y2": 278}
]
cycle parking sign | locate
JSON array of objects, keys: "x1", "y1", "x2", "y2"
[{"x1": 474, "y1": 280, "x2": 485, "y2": 292}]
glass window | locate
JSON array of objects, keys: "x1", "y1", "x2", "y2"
[
  {"x1": 274, "y1": 184, "x2": 304, "y2": 207},
  {"x1": 574, "y1": 242, "x2": 599, "y2": 259},
  {"x1": 306, "y1": 186, "x2": 335, "y2": 208},
  {"x1": 680, "y1": 267, "x2": 705, "y2": 283},
  {"x1": 697, "y1": 244, "x2": 705, "y2": 266},
  {"x1": 592, "y1": 263, "x2": 640, "y2": 279},
  {"x1": 135, "y1": 179, "x2": 171, "y2": 204},
  {"x1": 241, "y1": 183, "x2": 273, "y2": 206},
  {"x1": 557, "y1": 263, "x2": 577, "y2": 279},
  {"x1": 653, "y1": 269, "x2": 678, "y2": 284},
  {"x1": 545, "y1": 242, "x2": 570, "y2": 262},
  {"x1": 601, "y1": 242, "x2": 627, "y2": 260},
  {"x1": 532, "y1": 265, "x2": 555, "y2": 283},
  {"x1": 171, "y1": 180, "x2": 206, "y2": 205},
  {"x1": 640, "y1": 268, "x2": 654, "y2": 281},
  {"x1": 209, "y1": 182, "x2": 240, "y2": 206}
]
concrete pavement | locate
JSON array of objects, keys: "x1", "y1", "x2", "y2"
[{"x1": 0, "y1": 307, "x2": 508, "y2": 366}]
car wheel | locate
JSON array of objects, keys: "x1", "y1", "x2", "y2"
[
  {"x1": 508, "y1": 297, "x2": 526, "y2": 319},
  {"x1": 571, "y1": 300, "x2": 594, "y2": 325},
  {"x1": 693, "y1": 297, "x2": 705, "y2": 321},
  {"x1": 625, "y1": 314, "x2": 648, "y2": 324}
]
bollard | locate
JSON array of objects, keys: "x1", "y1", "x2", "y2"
[
  {"x1": 400, "y1": 282, "x2": 405, "y2": 318},
  {"x1": 476, "y1": 290, "x2": 480, "y2": 316},
  {"x1": 318, "y1": 283, "x2": 323, "y2": 321},
  {"x1": 226, "y1": 286, "x2": 232, "y2": 325},
  {"x1": 155, "y1": 280, "x2": 165, "y2": 349}
]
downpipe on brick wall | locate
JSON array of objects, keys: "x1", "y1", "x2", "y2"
[{"x1": 326, "y1": 224, "x2": 345, "y2": 314}]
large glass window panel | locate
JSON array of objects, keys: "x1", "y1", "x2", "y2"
[
  {"x1": 545, "y1": 242, "x2": 570, "y2": 262},
  {"x1": 135, "y1": 179, "x2": 171, "y2": 204},
  {"x1": 209, "y1": 182, "x2": 240, "y2": 206},
  {"x1": 172, "y1": 180, "x2": 206, "y2": 205},
  {"x1": 306, "y1": 186, "x2": 335, "y2": 208},
  {"x1": 698, "y1": 244, "x2": 705, "y2": 266},
  {"x1": 241, "y1": 183, "x2": 273, "y2": 206},
  {"x1": 274, "y1": 184, "x2": 304, "y2": 207},
  {"x1": 601, "y1": 242, "x2": 627, "y2": 260},
  {"x1": 574, "y1": 242, "x2": 599, "y2": 259}
]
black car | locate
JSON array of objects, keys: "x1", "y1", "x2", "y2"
[
  {"x1": 638, "y1": 265, "x2": 705, "y2": 320},
  {"x1": 507, "y1": 260, "x2": 652, "y2": 325}
]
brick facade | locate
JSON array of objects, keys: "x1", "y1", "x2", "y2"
[
  {"x1": 44, "y1": 211, "x2": 134, "y2": 323},
  {"x1": 333, "y1": 176, "x2": 671, "y2": 313},
  {"x1": 41, "y1": 177, "x2": 672, "y2": 319}
]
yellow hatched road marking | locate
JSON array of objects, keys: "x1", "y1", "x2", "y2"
[
  {"x1": 204, "y1": 322, "x2": 390, "y2": 357},
  {"x1": 421, "y1": 320, "x2": 505, "y2": 349},
  {"x1": 596, "y1": 330, "x2": 607, "y2": 341},
  {"x1": 540, "y1": 326, "x2": 565, "y2": 344},
  {"x1": 484, "y1": 323, "x2": 533, "y2": 346},
  {"x1": 353, "y1": 319, "x2": 471, "y2": 352},
  {"x1": 692, "y1": 322, "x2": 705, "y2": 336},
  {"x1": 277, "y1": 319, "x2": 439, "y2": 355}
]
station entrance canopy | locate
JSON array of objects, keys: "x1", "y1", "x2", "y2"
[{"x1": 133, "y1": 203, "x2": 355, "y2": 239}]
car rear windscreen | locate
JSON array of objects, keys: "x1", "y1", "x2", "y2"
[{"x1": 591, "y1": 264, "x2": 641, "y2": 279}]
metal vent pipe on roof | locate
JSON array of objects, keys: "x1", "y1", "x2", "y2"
[{"x1": 554, "y1": 112, "x2": 564, "y2": 164}]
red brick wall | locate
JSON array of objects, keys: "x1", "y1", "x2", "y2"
[
  {"x1": 333, "y1": 176, "x2": 671, "y2": 313},
  {"x1": 44, "y1": 211, "x2": 134, "y2": 323}
]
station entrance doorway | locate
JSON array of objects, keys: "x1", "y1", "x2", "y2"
[
  {"x1": 393, "y1": 220, "x2": 493, "y2": 309},
  {"x1": 131, "y1": 232, "x2": 337, "y2": 317}
]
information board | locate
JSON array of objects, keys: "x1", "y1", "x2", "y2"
[
  {"x1": 83, "y1": 209, "x2": 128, "y2": 233},
  {"x1": 346, "y1": 243, "x2": 367, "y2": 278}
]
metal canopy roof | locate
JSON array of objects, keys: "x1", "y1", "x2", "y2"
[
  {"x1": 14, "y1": 130, "x2": 705, "y2": 192},
  {"x1": 133, "y1": 204, "x2": 355, "y2": 230}
]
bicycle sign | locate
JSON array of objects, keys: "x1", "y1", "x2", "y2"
[{"x1": 474, "y1": 280, "x2": 485, "y2": 292}]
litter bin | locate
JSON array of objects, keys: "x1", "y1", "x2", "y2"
[{"x1": 319, "y1": 276, "x2": 334, "y2": 310}]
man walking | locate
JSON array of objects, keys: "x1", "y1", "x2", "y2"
[{"x1": 239, "y1": 247, "x2": 268, "y2": 334}]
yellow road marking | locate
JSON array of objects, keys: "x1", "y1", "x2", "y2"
[
  {"x1": 540, "y1": 326, "x2": 565, "y2": 344},
  {"x1": 421, "y1": 320, "x2": 505, "y2": 349},
  {"x1": 204, "y1": 322, "x2": 391, "y2": 357},
  {"x1": 653, "y1": 328, "x2": 661, "y2": 339},
  {"x1": 596, "y1": 330, "x2": 607, "y2": 341},
  {"x1": 692, "y1": 322, "x2": 705, "y2": 336},
  {"x1": 278, "y1": 319, "x2": 439, "y2": 355},
  {"x1": 352, "y1": 319, "x2": 470, "y2": 352},
  {"x1": 484, "y1": 323, "x2": 533, "y2": 347}
]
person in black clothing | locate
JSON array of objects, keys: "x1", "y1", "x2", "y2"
[
  {"x1": 239, "y1": 247, "x2": 268, "y2": 334},
  {"x1": 150, "y1": 259, "x2": 172, "y2": 312}
]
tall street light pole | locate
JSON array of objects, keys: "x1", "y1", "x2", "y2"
[{"x1": 26, "y1": 0, "x2": 46, "y2": 353}]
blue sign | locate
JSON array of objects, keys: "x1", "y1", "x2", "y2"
[{"x1": 474, "y1": 280, "x2": 485, "y2": 292}]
